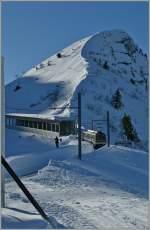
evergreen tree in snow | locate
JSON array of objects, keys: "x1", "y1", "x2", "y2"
[
  {"x1": 122, "y1": 113, "x2": 140, "y2": 142},
  {"x1": 103, "y1": 61, "x2": 109, "y2": 70},
  {"x1": 111, "y1": 89, "x2": 123, "y2": 109}
]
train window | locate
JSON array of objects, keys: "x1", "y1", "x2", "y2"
[
  {"x1": 30, "y1": 121, "x2": 35, "y2": 128},
  {"x1": 25, "y1": 121, "x2": 28, "y2": 127},
  {"x1": 16, "y1": 119, "x2": 19, "y2": 126},
  {"x1": 11, "y1": 118, "x2": 14, "y2": 125},
  {"x1": 12, "y1": 118, "x2": 15, "y2": 126},
  {"x1": 38, "y1": 122, "x2": 42, "y2": 129},
  {"x1": 8, "y1": 118, "x2": 11, "y2": 125},
  {"x1": 52, "y1": 123, "x2": 55, "y2": 132},
  {"x1": 56, "y1": 124, "x2": 59, "y2": 132},
  {"x1": 12, "y1": 118, "x2": 15, "y2": 125},
  {"x1": 11, "y1": 118, "x2": 13, "y2": 125},
  {"x1": 16, "y1": 119, "x2": 24, "y2": 126},
  {"x1": 9, "y1": 118, "x2": 11, "y2": 125},
  {"x1": 47, "y1": 123, "x2": 51, "y2": 131},
  {"x1": 28, "y1": 121, "x2": 32, "y2": 128},
  {"x1": 6, "y1": 118, "x2": 9, "y2": 126},
  {"x1": 43, "y1": 122, "x2": 46, "y2": 130},
  {"x1": 66, "y1": 127, "x2": 70, "y2": 135},
  {"x1": 33, "y1": 121, "x2": 37, "y2": 129}
]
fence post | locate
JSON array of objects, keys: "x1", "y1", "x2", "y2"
[
  {"x1": 107, "y1": 111, "x2": 110, "y2": 147},
  {"x1": 1, "y1": 56, "x2": 5, "y2": 207},
  {"x1": 78, "y1": 93, "x2": 82, "y2": 160}
]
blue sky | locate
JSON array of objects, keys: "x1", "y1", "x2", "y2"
[{"x1": 2, "y1": 1, "x2": 149, "y2": 84}]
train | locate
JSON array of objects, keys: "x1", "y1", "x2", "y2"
[
  {"x1": 82, "y1": 130, "x2": 106, "y2": 149},
  {"x1": 5, "y1": 114, "x2": 106, "y2": 149},
  {"x1": 5, "y1": 113, "x2": 76, "y2": 137}
]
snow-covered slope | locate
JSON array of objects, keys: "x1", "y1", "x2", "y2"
[
  {"x1": 6, "y1": 30, "x2": 148, "y2": 148},
  {"x1": 3, "y1": 129, "x2": 149, "y2": 229}
]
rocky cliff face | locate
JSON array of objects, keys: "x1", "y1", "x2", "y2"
[{"x1": 6, "y1": 30, "x2": 148, "y2": 149}]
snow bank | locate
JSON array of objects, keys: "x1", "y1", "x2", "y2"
[
  {"x1": 2, "y1": 207, "x2": 50, "y2": 229},
  {"x1": 3, "y1": 129, "x2": 149, "y2": 229},
  {"x1": 82, "y1": 145, "x2": 148, "y2": 197},
  {"x1": 5, "y1": 128, "x2": 93, "y2": 176}
]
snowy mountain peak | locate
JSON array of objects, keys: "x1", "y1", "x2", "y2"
[{"x1": 6, "y1": 29, "x2": 148, "y2": 149}]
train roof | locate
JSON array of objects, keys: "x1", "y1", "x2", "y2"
[
  {"x1": 84, "y1": 130, "x2": 104, "y2": 134},
  {"x1": 85, "y1": 130, "x2": 98, "y2": 133},
  {"x1": 5, "y1": 113, "x2": 74, "y2": 122}
]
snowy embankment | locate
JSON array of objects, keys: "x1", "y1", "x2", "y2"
[
  {"x1": 5, "y1": 128, "x2": 93, "y2": 176},
  {"x1": 2, "y1": 128, "x2": 149, "y2": 229},
  {"x1": 2, "y1": 206, "x2": 49, "y2": 229}
]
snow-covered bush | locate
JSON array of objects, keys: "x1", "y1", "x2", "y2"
[
  {"x1": 47, "y1": 61, "x2": 51, "y2": 66},
  {"x1": 130, "y1": 78, "x2": 136, "y2": 85},
  {"x1": 14, "y1": 85, "x2": 22, "y2": 92},
  {"x1": 57, "y1": 53, "x2": 62, "y2": 58},
  {"x1": 40, "y1": 63, "x2": 45, "y2": 69}
]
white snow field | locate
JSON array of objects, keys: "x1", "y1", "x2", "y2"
[
  {"x1": 2, "y1": 128, "x2": 149, "y2": 229},
  {"x1": 6, "y1": 29, "x2": 148, "y2": 150}
]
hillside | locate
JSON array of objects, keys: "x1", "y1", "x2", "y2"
[{"x1": 5, "y1": 29, "x2": 148, "y2": 149}]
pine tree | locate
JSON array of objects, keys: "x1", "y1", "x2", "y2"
[
  {"x1": 122, "y1": 113, "x2": 140, "y2": 142},
  {"x1": 103, "y1": 61, "x2": 109, "y2": 70},
  {"x1": 111, "y1": 89, "x2": 123, "y2": 109}
]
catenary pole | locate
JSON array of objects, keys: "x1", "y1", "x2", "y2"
[
  {"x1": 78, "y1": 93, "x2": 82, "y2": 160},
  {"x1": 107, "y1": 111, "x2": 110, "y2": 147},
  {"x1": 91, "y1": 120, "x2": 94, "y2": 130}
]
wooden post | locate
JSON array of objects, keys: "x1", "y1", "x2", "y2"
[
  {"x1": 1, "y1": 56, "x2": 5, "y2": 207},
  {"x1": 107, "y1": 111, "x2": 110, "y2": 147},
  {"x1": 78, "y1": 93, "x2": 82, "y2": 160}
]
